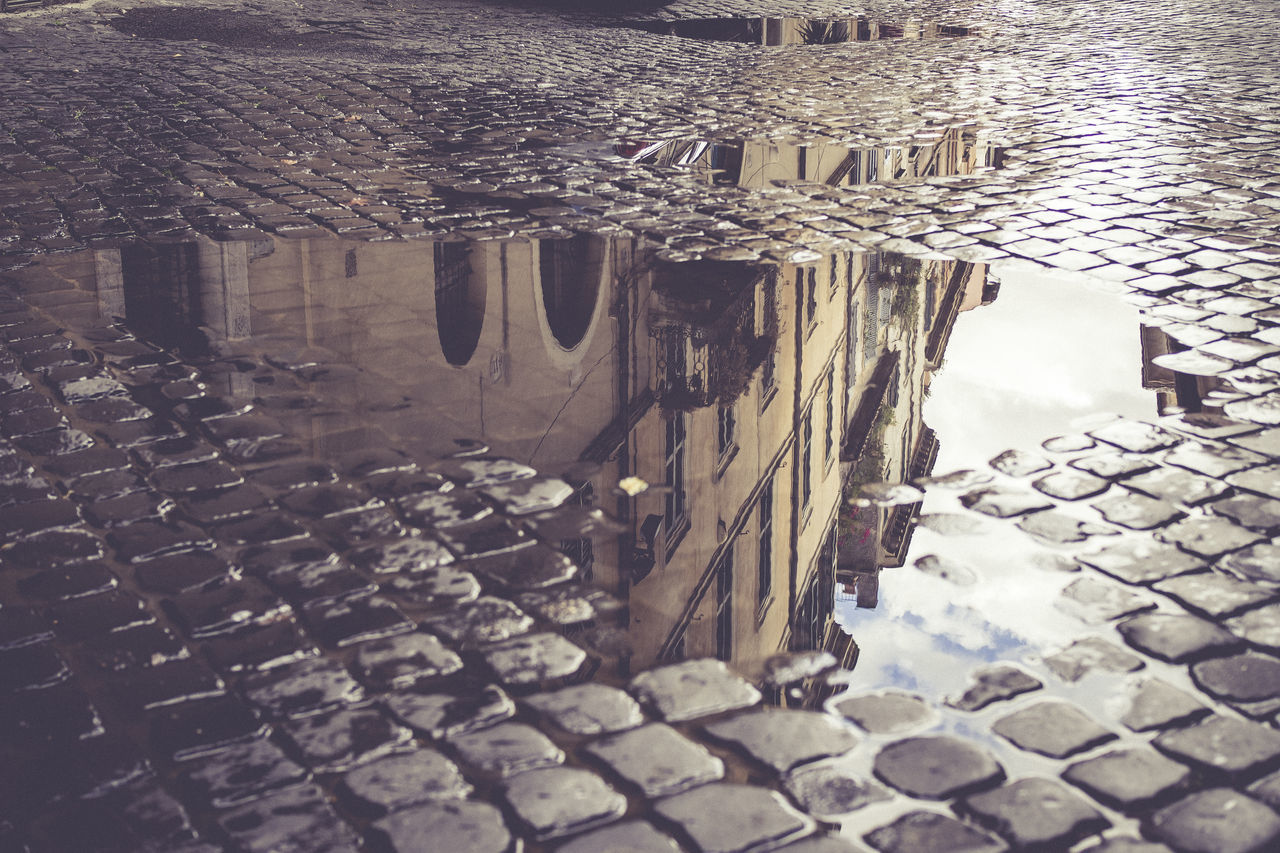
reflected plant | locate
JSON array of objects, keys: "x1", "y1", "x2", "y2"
[{"x1": 799, "y1": 19, "x2": 850, "y2": 44}]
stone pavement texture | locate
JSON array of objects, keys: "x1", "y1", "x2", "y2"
[{"x1": 4, "y1": 0, "x2": 1280, "y2": 851}]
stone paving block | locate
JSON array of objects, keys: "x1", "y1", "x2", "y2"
[
  {"x1": 704, "y1": 708, "x2": 858, "y2": 774},
  {"x1": 217, "y1": 783, "x2": 360, "y2": 853},
  {"x1": 503, "y1": 765, "x2": 626, "y2": 841},
  {"x1": 1062, "y1": 747, "x2": 1192, "y2": 813},
  {"x1": 834, "y1": 691, "x2": 934, "y2": 734},
  {"x1": 992, "y1": 701, "x2": 1117, "y2": 758},
  {"x1": 448, "y1": 721, "x2": 564, "y2": 777},
  {"x1": 1125, "y1": 466, "x2": 1228, "y2": 506},
  {"x1": 1077, "y1": 838, "x2": 1174, "y2": 853},
  {"x1": 1090, "y1": 421, "x2": 1182, "y2": 453},
  {"x1": 1156, "y1": 515, "x2": 1264, "y2": 558},
  {"x1": 1227, "y1": 464, "x2": 1280, "y2": 500},
  {"x1": 1092, "y1": 492, "x2": 1183, "y2": 530},
  {"x1": 481, "y1": 631, "x2": 588, "y2": 685},
  {"x1": 371, "y1": 800, "x2": 512, "y2": 853},
  {"x1": 352, "y1": 632, "x2": 463, "y2": 690},
  {"x1": 421, "y1": 595, "x2": 534, "y2": 647},
  {"x1": 1045, "y1": 637, "x2": 1145, "y2": 682},
  {"x1": 784, "y1": 762, "x2": 891, "y2": 820},
  {"x1": 1146, "y1": 789, "x2": 1280, "y2": 853},
  {"x1": 1058, "y1": 576, "x2": 1156, "y2": 622},
  {"x1": 1222, "y1": 542, "x2": 1280, "y2": 584},
  {"x1": 522, "y1": 682, "x2": 645, "y2": 735},
  {"x1": 384, "y1": 684, "x2": 515, "y2": 740},
  {"x1": 947, "y1": 664, "x2": 1043, "y2": 711},
  {"x1": 959, "y1": 777, "x2": 1110, "y2": 850},
  {"x1": 280, "y1": 704, "x2": 414, "y2": 773},
  {"x1": 242, "y1": 657, "x2": 365, "y2": 719},
  {"x1": 181, "y1": 738, "x2": 310, "y2": 807},
  {"x1": 1120, "y1": 678, "x2": 1211, "y2": 732},
  {"x1": 959, "y1": 486, "x2": 1053, "y2": 518},
  {"x1": 863, "y1": 810, "x2": 1007, "y2": 853},
  {"x1": 629, "y1": 658, "x2": 761, "y2": 722},
  {"x1": 1153, "y1": 571, "x2": 1278, "y2": 619},
  {"x1": 1155, "y1": 714, "x2": 1280, "y2": 780},
  {"x1": 584, "y1": 722, "x2": 723, "y2": 797},
  {"x1": 1117, "y1": 612, "x2": 1243, "y2": 662},
  {"x1": 556, "y1": 820, "x2": 682, "y2": 853},
  {"x1": 1210, "y1": 493, "x2": 1280, "y2": 532},
  {"x1": 1191, "y1": 651, "x2": 1280, "y2": 708},
  {"x1": 1033, "y1": 469, "x2": 1110, "y2": 501},
  {"x1": 873, "y1": 735, "x2": 1004, "y2": 799},
  {"x1": 653, "y1": 782, "x2": 813, "y2": 853},
  {"x1": 338, "y1": 750, "x2": 471, "y2": 816},
  {"x1": 1226, "y1": 603, "x2": 1280, "y2": 652}
]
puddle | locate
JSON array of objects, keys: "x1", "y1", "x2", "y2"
[
  {"x1": 577, "y1": 128, "x2": 1003, "y2": 189},
  {"x1": 631, "y1": 17, "x2": 979, "y2": 46}
]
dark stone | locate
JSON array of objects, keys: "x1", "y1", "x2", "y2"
[
  {"x1": 303, "y1": 595, "x2": 413, "y2": 648},
  {"x1": 959, "y1": 486, "x2": 1053, "y2": 518},
  {"x1": 557, "y1": 821, "x2": 681, "y2": 853},
  {"x1": 436, "y1": 456, "x2": 536, "y2": 488},
  {"x1": 481, "y1": 632, "x2": 587, "y2": 685},
  {"x1": 421, "y1": 595, "x2": 533, "y2": 647},
  {"x1": 0, "y1": 643, "x2": 70, "y2": 690},
  {"x1": 279, "y1": 484, "x2": 382, "y2": 518},
  {"x1": 0, "y1": 497, "x2": 82, "y2": 539},
  {"x1": 4, "y1": 527, "x2": 104, "y2": 569},
  {"x1": 1118, "y1": 612, "x2": 1243, "y2": 662},
  {"x1": 1157, "y1": 516, "x2": 1264, "y2": 558},
  {"x1": 347, "y1": 536, "x2": 454, "y2": 574},
  {"x1": 705, "y1": 708, "x2": 858, "y2": 774},
  {"x1": 43, "y1": 445, "x2": 130, "y2": 480},
  {"x1": 201, "y1": 619, "x2": 317, "y2": 673},
  {"x1": 0, "y1": 681, "x2": 104, "y2": 746},
  {"x1": 1063, "y1": 747, "x2": 1192, "y2": 812},
  {"x1": 133, "y1": 437, "x2": 220, "y2": 469},
  {"x1": 242, "y1": 657, "x2": 365, "y2": 719},
  {"x1": 0, "y1": 606, "x2": 55, "y2": 649},
  {"x1": 250, "y1": 459, "x2": 337, "y2": 491},
  {"x1": 109, "y1": 520, "x2": 212, "y2": 563},
  {"x1": 213, "y1": 512, "x2": 307, "y2": 547},
  {"x1": 1153, "y1": 572, "x2": 1277, "y2": 619},
  {"x1": 1147, "y1": 789, "x2": 1280, "y2": 853},
  {"x1": 398, "y1": 489, "x2": 493, "y2": 528},
  {"x1": 479, "y1": 476, "x2": 573, "y2": 515},
  {"x1": 653, "y1": 782, "x2": 812, "y2": 853},
  {"x1": 87, "y1": 623, "x2": 189, "y2": 671},
  {"x1": 469, "y1": 543, "x2": 578, "y2": 590},
  {"x1": 1121, "y1": 679, "x2": 1211, "y2": 732},
  {"x1": 629, "y1": 658, "x2": 761, "y2": 722},
  {"x1": 1192, "y1": 652, "x2": 1280, "y2": 703},
  {"x1": 502, "y1": 766, "x2": 626, "y2": 841},
  {"x1": 385, "y1": 684, "x2": 515, "y2": 739},
  {"x1": 864, "y1": 811, "x2": 1007, "y2": 853},
  {"x1": 1044, "y1": 637, "x2": 1145, "y2": 682},
  {"x1": 1092, "y1": 492, "x2": 1183, "y2": 529},
  {"x1": 585, "y1": 722, "x2": 723, "y2": 797},
  {"x1": 1155, "y1": 714, "x2": 1280, "y2": 780},
  {"x1": 150, "y1": 460, "x2": 244, "y2": 494},
  {"x1": 1057, "y1": 576, "x2": 1155, "y2": 622},
  {"x1": 836, "y1": 691, "x2": 934, "y2": 734},
  {"x1": 523, "y1": 683, "x2": 644, "y2": 735},
  {"x1": 114, "y1": 658, "x2": 225, "y2": 710},
  {"x1": 17, "y1": 561, "x2": 117, "y2": 601},
  {"x1": 448, "y1": 720, "x2": 564, "y2": 777},
  {"x1": 217, "y1": 783, "x2": 360, "y2": 853},
  {"x1": 378, "y1": 566, "x2": 481, "y2": 608},
  {"x1": 785, "y1": 762, "x2": 891, "y2": 820},
  {"x1": 133, "y1": 551, "x2": 236, "y2": 594},
  {"x1": 946, "y1": 664, "x2": 1042, "y2": 711},
  {"x1": 85, "y1": 491, "x2": 175, "y2": 527},
  {"x1": 163, "y1": 580, "x2": 291, "y2": 638},
  {"x1": 50, "y1": 590, "x2": 154, "y2": 638},
  {"x1": 1210, "y1": 493, "x2": 1280, "y2": 532},
  {"x1": 371, "y1": 800, "x2": 511, "y2": 853},
  {"x1": 280, "y1": 705, "x2": 413, "y2": 773},
  {"x1": 181, "y1": 738, "x2": 310, "y2": 807},
  {"x1": 435, "y1": 517, "x2": 534, "y2": 558},
  {"x1": 873, "y1": 735, "x2": 1004, "y2": 799},
  {"x1": 148, "y1": 695, "x2": 270, "y2": 760},
  {"x1": 182, "y1": 484, "x2": 270, "y2": 523},
  {"x1": 311, "y1": 507, "x2": 404, "y2": 548},
  {"x1": 339, "y1": 750, "x2": 471, "y2": 816},
  {"x1": 960, "y1": 777, "x2": 1109, "y2": 849},
  {"x1": 353, "y1": 632, "x2": 462, "y2": 690}
]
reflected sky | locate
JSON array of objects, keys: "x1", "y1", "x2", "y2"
[{"x1": 840, "y1": 271, "x2": 1153, "y2": 701}]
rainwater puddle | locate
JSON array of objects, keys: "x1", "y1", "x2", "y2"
[
  {"x1": 631, "y1": 17, "x2": 980, "y2": 46},
  {"x1": 599, "y1": 130, "x2": 1004, "y2": 189}
]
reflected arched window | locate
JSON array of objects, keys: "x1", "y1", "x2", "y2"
[
  {"x1": 434, "y1": 242, "x2": 483, "y2": 366},
  {"x1": 540, "y1": 236, "x2": 599, "y2": 350}
]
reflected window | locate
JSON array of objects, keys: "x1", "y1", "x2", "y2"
[
  {"x1": 434, "y1": 243, "x2": 483, "y2": 366},
  {"x1": 800, "y1": 406, "x2": 813, "y2": 511},
  {"x1": 663, "y1": 332, "x2": 687, "y2": 396},
  {"x1": 824, "y1": 364, "x2": 835, "y2": 467},
  {"x1": 758, "y1": 480, "x2": 774, "y2": 609},
  {"x1": 540, "y1": 236, "x2": 598, "y2": 349},
  {"x1": 717, "y1": 404, "x2": 736, "y2": 463},
  {"x1": 715, "y1": 545, "x2": 734, "y2": 661},
  {"x1": 664, "y1": 412, "x2": 688, "y2": 544},
  {"x1": 804, "y1": 268, "x2": 817, "y2": 330},
  {"x1": 759, "y1": 278, "x2": 777, "y2": 407},
  {"x1": 559, "y1": 482, "x2": 595, "y2": 582}
]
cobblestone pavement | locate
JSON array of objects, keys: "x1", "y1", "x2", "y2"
[{"x1": 5, "y1": 0, "x2": 1280, "y2": 850}]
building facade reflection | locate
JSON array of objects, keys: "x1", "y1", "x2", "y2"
[{"x1": 66, "y1": 230, "x2": 991, "y2": 695}]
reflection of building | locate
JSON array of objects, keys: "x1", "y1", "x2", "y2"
[
  {"x1": 617, "y1": 129, "x2": 1002, "y2": 190},
  {"x1": 638, "y1": 17, "x2": 977, "y2": 45},
  {"x1": 835, "y1": 256, "x2": 994, "y2": 608},
  {"x1": 68, "y1": 233, "x2": 987, "y2": 688}
]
